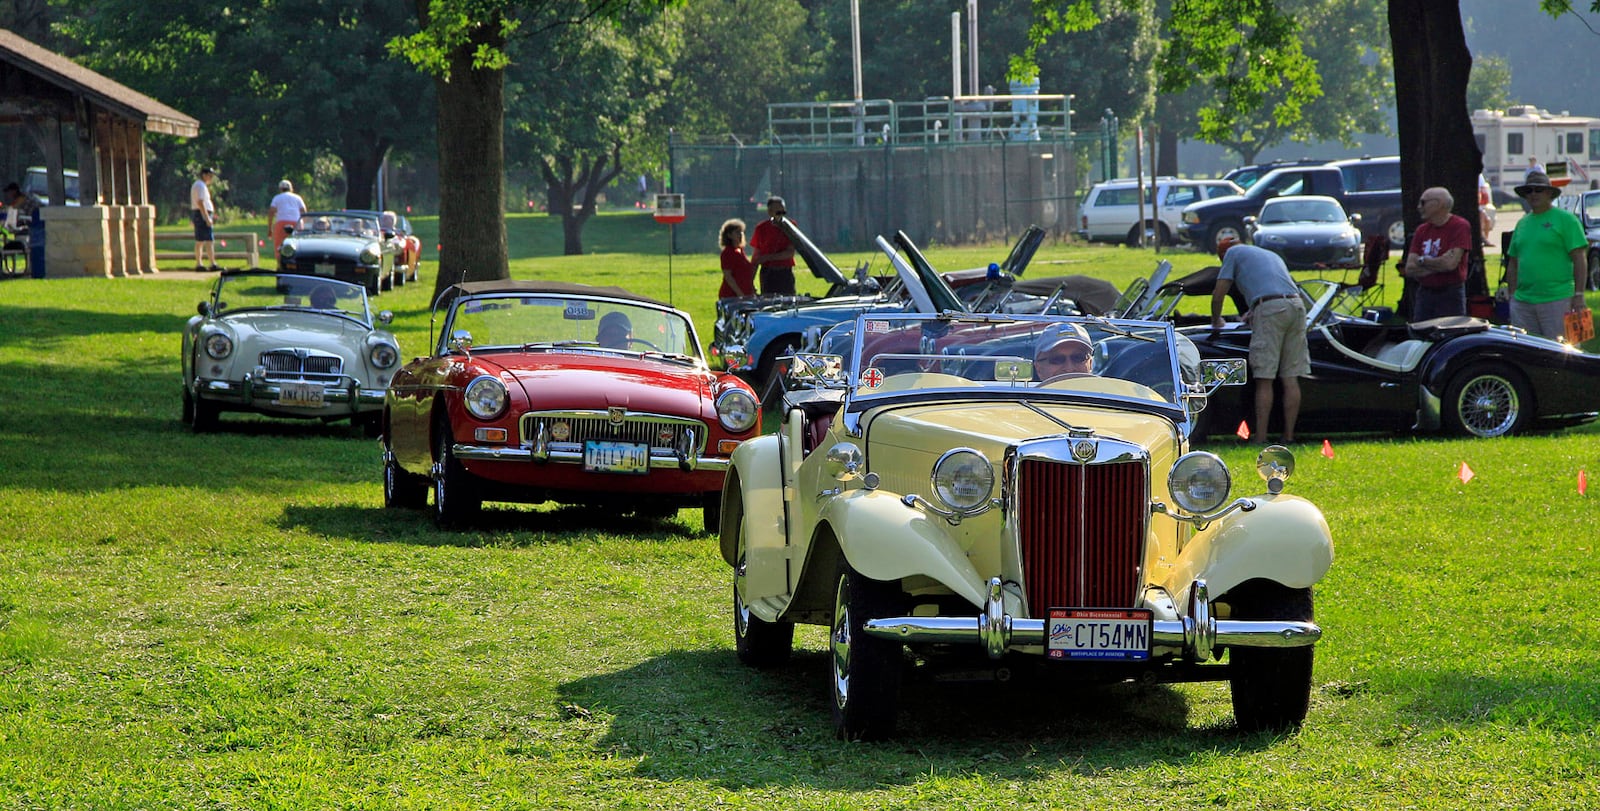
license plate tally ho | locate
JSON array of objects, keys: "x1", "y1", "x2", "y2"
[
  {"x1": 583, "y1": 440, "x2": 650, "y2": 474},
  {"x1": 1046, "y1": 608, "x2": 1152, "y2": 660}
]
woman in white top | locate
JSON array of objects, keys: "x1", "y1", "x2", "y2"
[{"x1": 267, "y1": 179, "x2": 308, "y2": 261}]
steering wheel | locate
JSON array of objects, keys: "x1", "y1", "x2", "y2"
[
  {"x1": 1040, "y1": 372, "x2": 1093, "y2": 385},
  {"x1": 624, "y1": 337, "x2": 660, "y2": 351}
]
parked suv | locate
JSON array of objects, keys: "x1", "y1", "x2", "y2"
[
  {"x1": 1077, "y1": 177, "x2": 1242, "y2": 246},
  {"x1": 1222, "y1": 159, "x2": 1328, "y2": 190}
]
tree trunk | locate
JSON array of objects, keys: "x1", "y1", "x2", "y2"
[
  {"x1": 542, "y1": 146, "x2": 625, "y2": 256},
  {"x1": 340, "y1": 138, "x2": 390, "y2": 211},
  {"x1": 1389, "y1": 0, "x2": 1480, "y2": 317},
  {"x1": 430, "y1": 28, "x2": 510, "y2": 300}
]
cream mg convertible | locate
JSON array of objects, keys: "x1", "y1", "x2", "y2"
[{"x1": 718, "y1": 311, "x2": 1334, "y2": 740}]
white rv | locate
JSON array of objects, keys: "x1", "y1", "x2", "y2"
[{"x1": 1473, "y1": 106, "x2": 1600, "y2": 195}]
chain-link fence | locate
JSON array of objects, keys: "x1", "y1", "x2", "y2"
[{"x1": 668, "y1": 129, "x2": 1111, "y2": 254}]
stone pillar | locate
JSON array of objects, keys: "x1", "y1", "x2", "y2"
[
  {"x1": 136, "y1": 204, "x2": 157, "y2": 273},
  {"x1": 41, "y1": 205, "x2": 112, "y2": 278},
  {"x1": 106, "y1": 205, "x2": 127, "y2": 276}
]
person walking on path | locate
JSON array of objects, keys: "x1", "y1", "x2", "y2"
[
  {"x1": 1210, "y1": 238, "x2": 1309, "y2": 443},
  {"x1": 749, "y1": 196, "x2": 797, "y2": 296},
  {"x1": 717, "y1": 218, "x2": 756, "y2": 299},
  {"x1": 190, "y1": 167, "x2": 220, "y2": 271},
  {"x1": 1402, "y1": 186, "x2": 1472, "y2": 321},
  {"x1": 1505, "y1": 171, "x2": 1587, "y2": 339},
  {"x1": 267, "y1": 180, "x2": 307, "y2": 262}
]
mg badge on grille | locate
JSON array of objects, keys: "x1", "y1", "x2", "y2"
[
  {"x1": 1072, "y1": 439, "x2": 1096, "y2": 461},
  {"x1": 608, "y1": 406, "x2": 627, "y2": 426}
]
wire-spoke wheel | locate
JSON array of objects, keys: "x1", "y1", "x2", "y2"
[{"x1": 1443, "y1": 366, "x2": 1529, "y2": 438}]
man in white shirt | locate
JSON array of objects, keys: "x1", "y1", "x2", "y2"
[
  {"x1": 190, "y1": 167, "x2": 219, "y2": 271},
  {"x1": 267, "y1": 179, "x2": 307, "y2": 261}
]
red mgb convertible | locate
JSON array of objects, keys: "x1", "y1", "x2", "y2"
[{"x1": 382, "y1": 280, "x2": 761, "y2": 530}]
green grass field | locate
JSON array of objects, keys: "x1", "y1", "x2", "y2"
[{"x1": 5, "y1": 214, "x2": 1600, "y2": 809}]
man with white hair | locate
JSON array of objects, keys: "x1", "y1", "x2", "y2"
[
  {"x1": 1402, "y1": 186, "x2": 1471, "y2": 321},
  {"x1": 267, "y1": 179, "x2": 307, "y2": 262}
]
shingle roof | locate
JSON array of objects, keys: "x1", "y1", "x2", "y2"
[{"x1": 0, "y1": 28, "x2": 198, "y2": 137}]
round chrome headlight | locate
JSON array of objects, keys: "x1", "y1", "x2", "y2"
[
  {"x1": 203, "y1": 333, "x2": 233, "y2": 359},
  {"x1": 359, "y1": 247, "x2": 381, "y2": 265},
  {"x1": 931, "y1": 448, "x2": 994, "y2": 512},
  {"x1": 463, "y1": 375, "x2": 507, "y2": 420},
  {"x1": 1168, "y1": 451, "x2": 1232, "y2": 514},
  {"x1": 716, "y1": 388, "x2": 758, "y2": 433},
  {"x1": 279, "y1": 242, "x2": 296, "y2": 259},
  {"x1": 369, "y1": 343, "x2": 398, "y2": 370}
]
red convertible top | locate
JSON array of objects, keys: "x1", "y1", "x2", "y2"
[{"x1": 448, "y1": 279, "x2": 670, "y2": 309}]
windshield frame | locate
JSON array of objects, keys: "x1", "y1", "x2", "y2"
[
  {"x1": 839, "y1": 312, "x2": 1189, "y2": 422},
  {"x1": 436, "y1": 291, "x2": 704, "y2": 362}
]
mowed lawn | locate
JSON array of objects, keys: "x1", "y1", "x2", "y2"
[{"x1": 3, "y1": 213, "x2": 1600, "y2": 809}]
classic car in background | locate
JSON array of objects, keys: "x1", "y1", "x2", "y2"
[
  {"x1": 1180, "y1": 278, "x2": 1600, "y2": 438},
  {"x1": 181, "y1": 271, "x2": 400, "y2": 434},
  {"x1": 382, "y1": 280, "x2": 761, "y2": 530},
  {"x1": 721, "y1": 311, "x2": 1332, "y2": 740},
  {"x1": 1244, "y1": 195, "x2": 1363, "y2": 270},
  {"x1": 710, "y1": 219, "x2": 968, "y2": 391},
  {"x1": 711, "y1": 222, "x2": 1055, "y2": 388},
  {"x1": 277, "y1": 211, "x2": 403, "y2": 294},
  {"x1": 342, "y1": 209, "x2": 424, "y2": 284}
]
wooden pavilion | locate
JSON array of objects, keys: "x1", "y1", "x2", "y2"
[{"x1": 0, "y1": 27, "x2": 199, "y2": 277}]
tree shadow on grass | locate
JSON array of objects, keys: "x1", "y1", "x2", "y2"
[
  {"x1": 557, "y1": 648, "x2": 1285, "y2": 791},
  {"x1": 280, "y1": 502, "x2": 705, "y2": 548},
  {"x1": 1392, "y1": 668, "x2": 1600, "y2": 735}
]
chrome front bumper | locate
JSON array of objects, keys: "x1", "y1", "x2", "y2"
[
  {"x1": 452, "y1": 442, "x2": 730, "y2": 472},
  {"x1": 199, "y1": 375, "x2": 384, "y2": 411},
  {"x1": 861, "y1": 578, "x2": 1320, "y2": 661}
]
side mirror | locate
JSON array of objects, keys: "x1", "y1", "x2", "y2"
[
  {"x1": 788, "y1": 352, "x2": 847, "y2": 385},
  {"x1": 382, "y1": 230, "x2": 396, "y2": 240},
  {"x1": 1348, "y1": 212, "x2": 1363, "y2": 225},
  {"x1": 1242, "y1": 215, "x2": 1257, "y2": 226},
  {"x1": 1198, "y1": 358, "x2": 1248, "y2": 389},
  {"x1": 449, "y1": 329, "x2": 473, "y2": 352},
  {"x1": 377, "y1": 310, "x2": 394, "y2": 325},
  {"x1": 197, "y1": 301, "x2": 211, "y2": 317}
]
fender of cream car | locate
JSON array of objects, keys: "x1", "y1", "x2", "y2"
[{"x1": 721, "y1": 307, "x2": 1332, "y2": 741}]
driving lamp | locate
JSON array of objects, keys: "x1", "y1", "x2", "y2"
[
  {"x1": 463, "y1": 375, "x2": 508, "y2": 420},
  {"x1": 931, "y1": 448, "x2": 994, "y2": 512},
  {"x1": 279, "y1": 242, "x2": 296, "y2": 259},
  {"x1": 1168, "y1": 451, "x2": 1232, "y2": 514},
  {"x1": 359, "y1": 247, "x2": 381, "y2": 265}
]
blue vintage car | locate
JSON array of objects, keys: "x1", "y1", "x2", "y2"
[{"x1": 710, "y1": 222, "x2": 1047, "y2": 390}]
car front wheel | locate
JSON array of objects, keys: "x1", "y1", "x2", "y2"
[
  {"x1": 1443, "y1": 365, "x2": 1530, "y2": 438},
  {"x1": 830, "y1": 560, "x2": 903, "y2": 741},
  {"x1": 1227, "y1": 581, "x2": 1315, "y2": 733},
  {"x1": 188, "y1": 389, "x2": 219, "y2": 433},
  {"x1": 432, "y1": 425, "x2": 481, "y2": 529},
  {"x1": 729, "y1": 492, "x2": 792, "y2": 668}
]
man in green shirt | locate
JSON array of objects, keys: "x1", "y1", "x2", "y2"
[{"x1": 1506, "y1": 171, "x2": 1588, "y2": 339}]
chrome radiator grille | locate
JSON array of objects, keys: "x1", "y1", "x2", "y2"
[
  {"x1": 259, "y1": 350, "x2": 343, "y2": 382},
  {"x1": 522, "y1": 413, "x2": 701, "y2": 451},
  {"x1": 1016, "y1": 459, "x2": 1147, "y2": 612}
]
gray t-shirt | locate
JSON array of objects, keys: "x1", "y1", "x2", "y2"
[{"x1": 1218, "y1": 244, "x2": 1298, "y2": 304}]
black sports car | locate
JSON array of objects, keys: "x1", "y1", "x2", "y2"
[
  {"x1": 277, "y1": 211, "x2": 402, "y2": 294},
  {"x1": 1169, "y1": 275, "x2": 1600, "y2": 438}
]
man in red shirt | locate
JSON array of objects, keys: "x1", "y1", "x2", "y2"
[
  {"x1": 1402, "y1": 186, "x2": 1472, "y2": 321},
  {"x1": 749, "y1": 196, "x2": 797, "y2": 296}
]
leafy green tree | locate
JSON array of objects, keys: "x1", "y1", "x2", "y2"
[
  {"x1": 55, "y1": 0, "x2": 432, "y2": 216},
  {"x1": 1466, "y1": 53, "x2": 1511, "y2": 113},
  {"x1": 393, "y1": 0, "x2": 675, "y2": 291},
  {"x1": 656, "y1": 0, "x2": 820, "y2": 142},
  {"x1": 504, "y1": 11, "x2": 674, "y2": 255}
]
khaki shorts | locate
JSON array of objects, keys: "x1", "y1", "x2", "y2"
[{"x1": 1248, "y1": 299, "x2": 1310, "y2": 379}]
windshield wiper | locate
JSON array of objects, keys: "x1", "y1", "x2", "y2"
[
  {"x1": 1082, "y1": 314, "x2": 1159, "y2": 341},
  {"x1": 523, "y1": 339, "x2": 598, "y2": 350}
]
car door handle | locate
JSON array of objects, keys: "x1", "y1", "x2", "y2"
[{"x1": 1380, "y1": 382, "x2": 1399, "y2": 389}]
